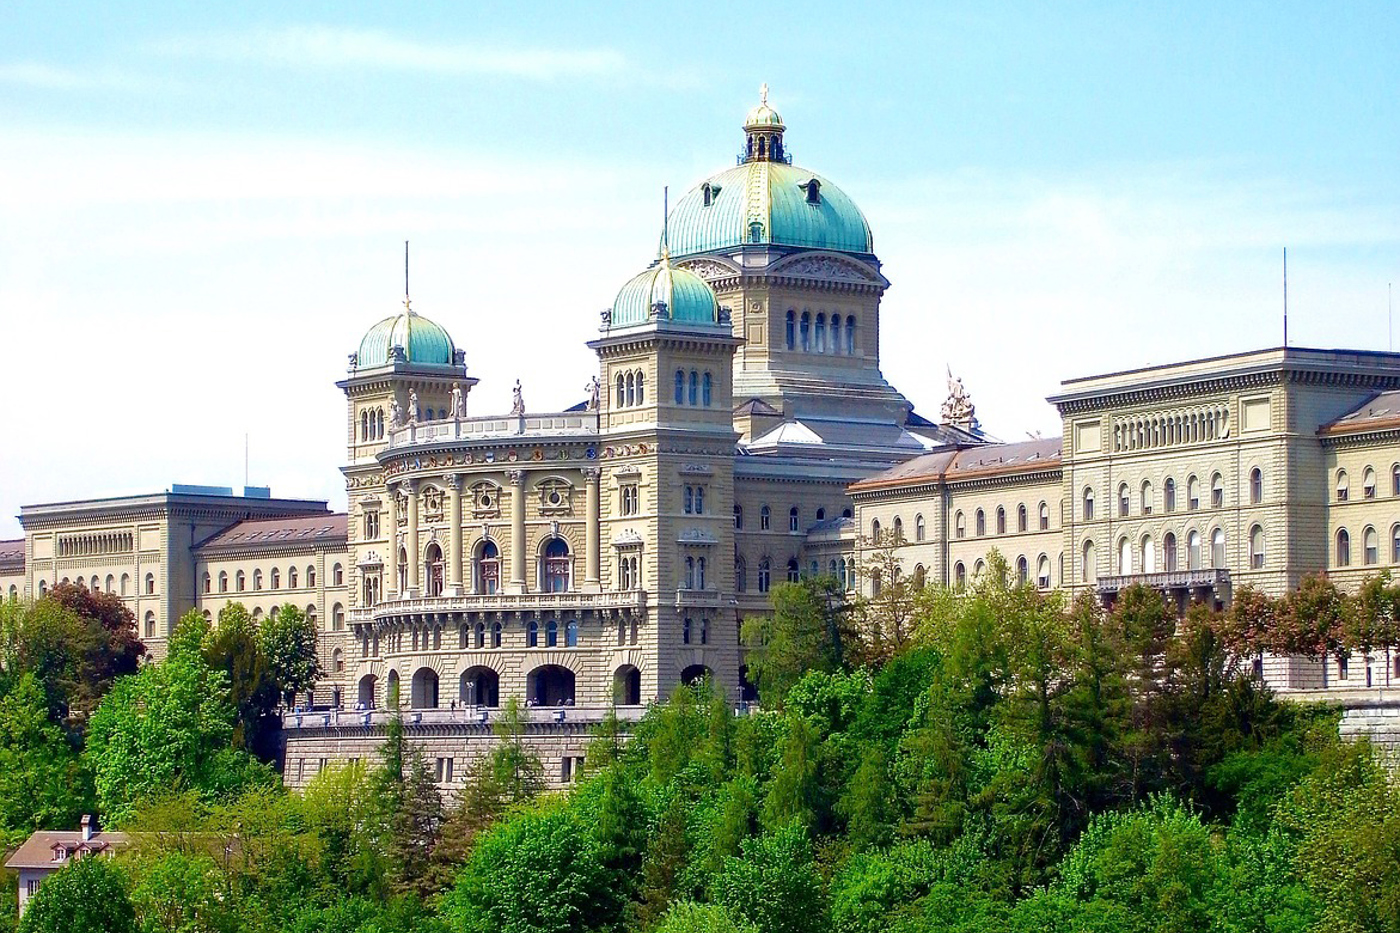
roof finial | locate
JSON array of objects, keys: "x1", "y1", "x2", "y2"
[
  {"x1": 760, "y1": 82, "x2": 768, "y2": 105},
  {"x1": 403, "y1": 240, "x2": 412, "y2": 313},
  {"x1": 660, "y1": 186, "x2": 670, "y2": 260}
]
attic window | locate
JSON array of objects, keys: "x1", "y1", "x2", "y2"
[
  {"x1": 702, "y1": 183, "x2": 721, "y2": 207},
  {"x1": 803, "y1": 179, "x2": 821, "y2": 205}
]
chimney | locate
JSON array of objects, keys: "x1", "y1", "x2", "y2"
[{"x1": 80, "y1": 814, "x2": 92, "y2": 842}]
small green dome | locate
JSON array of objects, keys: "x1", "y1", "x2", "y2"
[
  {"x1": 356, "y1": 301, "x2": 457, "y2": 368},
  {"x1": 611, "y1": 256, "x2": 719, "y2": 328},
  {"x1": 744, "y1": 82, "x2": 785, "y2": 130}
]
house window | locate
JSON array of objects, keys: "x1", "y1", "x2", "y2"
[
  {"x1": 683, "y1": 617, "x2": 692, "y2": 645},
  {"x1": 815, "y1": 313, "x2": 827, "y2": 352},
  {"x1": 1118, "y1": 537, "x2": 1131, "y2": 574},
  {"x1": 1039, "y1": 501, "x2": 1049, "y2": 531},
  {"x1": 1188, "y1": 476, "x2": 1200, "y2": 510},
  {"x1": 689, "y1": 371, "x2": 699, "y2": 406},
  {"x1": 789, "y1": 507, "x2": 800, "y2": 532},
  {"x1": 757, "y1": 559, "x2": 771, "y2": 593},
  {"x1": 546, "y1": 619, "x2": 558, "y2": 648},
  {"x1": 289, "y1": 567, "x2": 298, "y2": 588},
  {"x1": 954, "y1": 562, "x2": 966, "y2": 589},
  {"x1": 871, "y1": 519, "x2": 882, "y2": 543},
  {"x1": 1083, "y1": 487, "x2": 1095, "y2": 521},
  {"x1": 492, "y1": 622, "x2": 502, "y2": 648},
  {"x1": 736, "y1": 557, "x2": 746, "y2": 592},
  {"x1": 620, "y1": 483, "x2": 639, "y2": 516},
  {"x1": 702, "y1": 372, "x2": 712, "y2": 407},
  {"x1": 202, "y1": 572, "x2": 211, "y2": 594},
  {"x1": 1188, "y1": 531, "x2": 1202, "y2": 570},
  {"x1": 1118, "y1": 483, "x2": 1130, "y2": 518},
  {"x1": 845, "y1": 315, "x2": 856, "y2": 354},
  {"x1": 674, "y1": 370, "x2": 685, "y2": 405},
  {"x1": 760, "y1": 505, "x2": 771, "y2": 530},
  {"x1": 1393, "y1": 464, "x2": 1400, "y2": 496},
  {"x1": 787, "y1": 559, "x2": 800, "y2": 583},
  {"x1": 734, "y1": 504, "x2": 743, "y2": 529},
  {"x1": 1211, "y1": 473, "x2": 1224, "y2": 509},
  {"x1": 476, "y1": 540, "x2": 500, "y2": 594},
  {"x1": 528, "y1": 620, "x2": 539, "y2": 648},
  {"x1": 145, "y1": 573, "x2": 156, "y2": 595},
  {"x1": 955, "y1": 511, "x2": 966, "y2": 538},
  {"x1": 1364, "y1": 467, "x2": 1377, "y2": 499},
  {"x1": 1017, "y1": 504, "x2": 1027, "y2": 533},
  {"x1": 1164, "y1": 532, "x2": 1178, "y2": 571},
  {"x1": 542, "y1": 538, "x2": 571, "y2": 592},
  {"x1": 271, "y1": 568, "x2": 281, "y2": 589},
  {"x1": 1336, "y1": 470, "x2": 1349, "y2": 502},
  {"x1": 333, "y1": 563, "x2": 344, "y2": 586},
  {"x1": 1140, "y1": 480, "x2": 1153, "y2": 514},
  {"x1": 996, "y1": 507, "x2": 1007, "y2": 535},
  {"x1": 1250, "y1": 468, "x2": 1263, "y2": 505},
  {"x1": 1081, "y1": 540, "x2": 1095, "y2": 583},
  {"x1": 916, "y1": 514, "x2": 926, "y2": 541},
  {"x1": 975, "y1": 509, "x2": 986, "y2": 537},
  {"x1": 1393, "y1": 523, "x2": 1400, "y2": 563},
  {"x1": 236, "y1": 571, "x2": 245, "y2": 592},
  {"x1": 800, "y1": 312, "x2": 811, "y2": 351},
  {"x1": 1250, "y1": 525, "x2": 1266, "y2": 569},
  {"x1": 1164, "y1": 478, "x2": 1176, "y2": 512},
  {"x1": 785, "y1": 311, "x2": 795, "y2": 350},
  {"x1": 332, "y1": 604, "x2": 345, "y2": 631},
  {"x1": 254, "y1": 569, "x2": 263, "y2": 591},
  {"x1": 616, "y1": 373, "x2": 625, "y2": 408},
  {"x1": 1364, "y1": 526, "x2": 1378, "y2": 565},
  {"x1": 365, "y1": 511, "x2": 380, "y2": 538},
  {"x1": 1037, "y1": 555, "x2": 1051, "y2": 589},
  {"x1": 1016, "y1": 556, "x2": 1029, "y2": 586},
  {"x1": 308, "y1": 566, "x2": 316, "y2": 587},
  {"x1": 219, "y1": 571, "x2": 228, "y2": 593},
  {"x1": 1211, "y1": 528, "x2": 1226, "y2": 568}
]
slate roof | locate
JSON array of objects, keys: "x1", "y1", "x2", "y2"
[
  {"x1": 4, "y1": 830, "x2": 130, "y2": 870},
  {"x1": 850, "y1": 437, "x2": 1062, "y2": 493},
  {"x1": 0, "y1": 539, "x2": 23, "y2": 571},
  {"x1": 1320, "y1": 390, "x2": 1400, "y2": 436},
  {"x1": 197, "y1": 514, "x2": 348, "y2": 554}
]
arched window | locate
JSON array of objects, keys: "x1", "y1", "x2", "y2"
[
  {"x1": 332, "y1": 563, "x2": 344, "y2": 586},
  {"x1": 815, "y1": 313, "x2": 826, "y2": 352},
  {"x1": 542, "y1": 538, "x2": 571, "y2": 592},
  {"x1": 1363, "y1": 526, "x2": 1379, "y2": 565},
  {"x1": 1364, "y1": 467, "x2": 1377, "y2": 499},
  {"x1": 332, "y1": 648, "x2": 344, "y2": 673},
  {"x1": 954, "y1": 561, "x2": 967, "y2": 590},
  {"x1": 546, "y1": 619, "x2": 559, "y2": 648},
  {"x1": 1250, "y1": 525, "x2": 1266, "y2": 569},
  {"x1": 425, "y1": 542, "x2": 444, "y2": 597},
  {"x1": 674, "y1": 370, "x2": 685, "y2": 404},
  {"x1": 492, "y1": 621, "x2": 502, "y2": 648},
  {"x1": 702, "y1": 372, "x2": 712, "y2": 407},
  {"x1": 785, "y1": 310, "x2": 795, "y2": 350},
  {"x1": 1250, "y1": 468, "x2": 1263, "y2": 504},
  {"x1": 1118, "y1": 537, "x2": 1131, "y2": 574},
  {"x1": 736, "y1": 557, "x2": 747, "y2": 592},
  {"x1": 790, "y1": 507, "x2": 800, "y2": 533},
  {"x1": 1393, "y1": 524, "x2": 1400, "y2": 563},
  {"x1": 1141, "y1": 534, "x2": 1156, "y2": 573},
  {"x1": 1188, "y1": 531, "x2": 1202, "y2": 570},
  {"x1": 566, "y1": 618, "x2": 579, "y2": 647},
  {"x1": 625, "y1": 372, "x2": 635, "y2": 407},
  {"x1": 144, "y1": 611, "x2": 156, "y2": 639},
  {"x1": 1188, "y1": 475, "x2": 1200, "y2": 510},
  {"x1": 1118, "y1": 483, "x2": 1130, "y2": 518},
  {"x1": 915, "y1": 514, "x2": 926, "y2": 541},
  {"x1": 955, "y1": 511, "x2": 966, "y2": 538},
  {"x1": 1211, "y1": 528, "x2": 1226, "y2": 568},
  {"x1": 1164, "y1": 532, "x2": 1178, "y2": 571},
  {"x1": 219, "y1": 571, "x2": 228, "y2": 593},
  {"x1": 120, "y1": 573, "x2": 129, "y2": 596},
  {"x1": 105, "y1": 574, "x2": 115, "y2": 593},
  {"x1": 800, "y1": 312, "x2": 811, "y2": 351},
  {"x1": 871, "y1": 519, "x2": 882, "y2": 543},
  {"x1": 616, "y1": 373, "x2": 625, "y2": 408},
  {"x1": 332, "y1": 603, "x2": 345, "y2": 631},
  {"x1": 996, "y1": 506, "x2": 1007, "y2": 535},
  {"x1": 1037, "y1": 555, "x2": 1051, "y2": 589},
  {"x1": 893, "y1": 516, "x2": 904, "y2": 541},
  {"x1": 1141, "y1": 480, "x2": 1153, "y2": 514},
  {"x1": 1082, "y1": 540, "x2": 1096, "y2": 583},
  {"x1": 235, "y1": 571, "x2": 245, "y2": 592},
  {"x1": 1393, "y1": 464, "x2": 1400, "y2": 496},
  {"x1": 757, "y1": 559, "x2": 771, "y2": 593},
  {"x1": 689, "y1": 370, "x2": 699, "y2": 406},
  {"x1": 254, "y1": 569, "x2": 263, "y2": 591},
  {"x1": 1017, "y1": 504, "x2": 1027, "y2": 533},
  {"x1": 1016, "y1": 556, "x2": 1029, "y2": 586},
  {"x1": 786, "y1": 558, "x2": 800, "y2": 584},
  {"x1": 202, "y1": 572, "x2": 211, "y2": 594},
  {"x1": 635, "y1": 371, "x2": 644, "y2": 405},
  {"x1": 1336, "y1": 470, "x2": 1349, "y2": 501},
  {"x1": 289, "y1": 566, "x2": 298, "y2": 588},
  {"x1": 361, "y1": 410, "x2": 369, "y2": 441},
  {"x1": 307, "y1": 565, "x2": 316, "y2": 587},
  {"x1": 1164, "y1": 477, "x2": 1176, "y2": 512},
  {"x1": 476, "y1": 540, "x2": 500, "y2": 594},
  {"x1": 760, "y1": 505, "x2": 771, "y2": 530},
  {"x1": 145, "y1": 573, "x2": 156, "y2": 595},
  {"x1": 527, "y1": 619, "x2": 539, "y2": 648},
  {"x1": 1211, "y1": 473, "x2": 1224, "y2": 509},
  {"x1": 1038, "y1": 501, "x2": 1050, "y2": 531},
  {"x1": 1083, "y1": 487, "x2": 1095, "y2": 520},
  {"x1": 734, "y1": 504, "x2": 743, "y2": 529},
  {"x1": 271, "y1": 568, "x2": 280, "y2": 589},
  {"x1": 975, "y1": 509, "x2": 986, "y2": 537},
  {"x1": 845, "y1": 315, "x2": 856, "y2": 354}
]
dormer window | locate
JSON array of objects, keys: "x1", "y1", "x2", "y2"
[
  {"x1": 702, "y1": 182, "x2": 721, "y2": 207},
  {"x1": 803, "y1": 179, "x2": 821, "y2": 204},
  {"x1": 749, "y1": 221, "x2": 764, "y2": 244}
]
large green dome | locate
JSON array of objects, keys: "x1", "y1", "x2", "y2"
[
  {"x1": 663, "y1": 89, "x2": 874, "y2": 257},
  {"x1": 611, "y1": 255, "x2": 719, "y2": 328},
  {"x1": 356, "y1": 302, "x2": 457, "y2": 368}
]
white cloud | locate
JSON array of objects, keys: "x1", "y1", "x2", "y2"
[
  {"x1": 0, "y1": 61, "x2": 150, "y2": 91},
  {"x1": 153, "y1": 25, "x2": 627, "y2": 80}
]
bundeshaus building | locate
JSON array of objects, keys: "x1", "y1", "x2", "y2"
[{"x1": 4, "y1": 92, "x2": 1399, "y2": 788}]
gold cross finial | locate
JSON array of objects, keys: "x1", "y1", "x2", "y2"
[{"x1": 760, "y1": 82, "x2": 769, "y2": 105}]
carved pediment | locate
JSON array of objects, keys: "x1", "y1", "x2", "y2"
[
  {"x1": 677, "y1": 258, "x2": 740, "y2": 281},
  {"x1": 770, "y1": 254, "x2": 881, "y2": 283}
]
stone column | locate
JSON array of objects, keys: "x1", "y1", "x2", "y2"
[
  {"x1": 406, "y1": 479, "x2": 420, "y2": 597},
  {"x1": 508, "y1": 470, "x2": 527, "y2": 590},
  {"x1": 386, "y1": 484, "x2": 400, "y2": 599},
  {"x1": 584, "y1": 468, "x2": 600, "y2": 585},
  {"x1": 447, "y1": 474, "x2": 464, "y2": 595}
]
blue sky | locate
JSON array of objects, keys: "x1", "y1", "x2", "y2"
[{"x1": 1, "y1": 2, "x2": 1397, "y2": 535}]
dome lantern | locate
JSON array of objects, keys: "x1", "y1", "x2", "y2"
[{"x1": 741, "y1": 83, "x2": 788, "y2": 165}]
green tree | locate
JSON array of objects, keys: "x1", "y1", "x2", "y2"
[
  {"x1": 391, "y1": 747, "x2": 445, "y2": 898},
  {"x1": 857, "y1": 529, "x2": 917, "y2": 663},
  {"x1": 16, "y1": 853, "x2": 136, "y2": 933},
  {"x1": 0, "y1": 673, "x2": 92, "y2": 839},
  {"x1": 742, "y1": 576, "x2": 851, "y2": 706},
  {"x1": 202, "y1": 603, "x2": 280, "y2": 753},
  {"x1": 45, "y1": 582, "x2": 145, "y2": 716},
  {"x1": 84, "y1": 650, "x2": 273, "y2": 822},
  {"x1": 712, "y1": 819, "x2": 828, "y2": 933},
  {"x1": 654, "y1": 902, "x2": 758, "y2": 933},
  {"x1": 258, "y1": 604, "x2": 320, "y2": 706}
]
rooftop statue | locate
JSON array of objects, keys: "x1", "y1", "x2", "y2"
[
  {"x1": 941, "y1": 367, "x2": 977, "y2": 429},
  {"x1": 510, "y1": 380, "x2": 526, "y2": 416},
  {"x1": 450, "y1": 383, "x2": 465, "y2": 419}
]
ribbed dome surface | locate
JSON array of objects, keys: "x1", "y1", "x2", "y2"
[
  {"x1": 611, "y1": 256, "x2": 718, "y2": 328},
  {"x1": 356, "y1": 305, "x2": 456, "y2": 368}
]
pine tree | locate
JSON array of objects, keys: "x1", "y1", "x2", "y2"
[{"x1": 390, "y1": 746, "x2": 445, "y2": 898}]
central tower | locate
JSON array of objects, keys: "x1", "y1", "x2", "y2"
[{"x1": 663, "y1": 87, "x2": 914, "y2": 437}]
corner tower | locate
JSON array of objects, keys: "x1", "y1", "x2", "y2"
[
  {"x1": 588, "y1": 250, "x2": 742, "y2": 700},
  {"x1": 663, "y1": 87, "x2": 913, "y2": 434}
]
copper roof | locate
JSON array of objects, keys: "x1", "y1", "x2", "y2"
[
  {"x1": 4, "y1": 830, "x2": 130, "y2": 870},
  {"x1": 1320, "y1": 390, "x2": 1400, "y2": 437},
  {"x1": 850, "y1": 438, "x2": 1062, "y2": 493},
  {"x1": 197, "y1": 513, "x2": 348, "y2": 552}
]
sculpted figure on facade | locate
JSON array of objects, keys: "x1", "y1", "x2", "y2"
[
  {"x1": 407, "y1": 389, "x2": 420, "y2": 424},
  {"x1": 586, "y1": 376, "x2": 600, "y2": 411},
  {"x1": 510, "y1": 380, "x2": 525, "y2": 416},
  {"x1": 450, "y1": 383, "x2": 465, "y2": 419},
  {"x1": 388, "y1": 399, "x2": 403, "y2": 429}
]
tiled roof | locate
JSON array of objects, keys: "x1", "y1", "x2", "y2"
[
  {"x1": 851, "y1": 438, "x2": 1062, "y2": 492},
  {"x1": 198, "y1": 514, "x2": 348, "y2": 552},
  {"x1": 4, "y1": 831, "x2": 130, "y2": 870},
  {"x1": 0, "y1": 538, "x2": 23, "y2": 566},
  {"x1": 1321, "y1": 390, "x2": 1400, "y2": 436}
]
